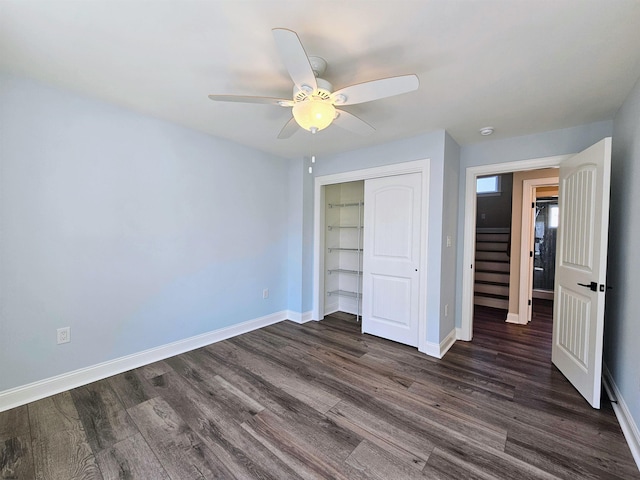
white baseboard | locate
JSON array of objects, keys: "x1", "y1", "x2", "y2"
[
  {"x1": 506, "y1": 312, "x2": 525, "y2": 324},
  {"x1": 422, "y1": 328, "x2": 457, "y2": 359},
  {"x1": 0, "y1": 310, "x2": 288, "y2": 413},
  {"x1": 603, "y1": 364, "x2": 640, "y2": 471},
  {"x1": 286, "y1": 310, "x2": 314, "y2": 324},
  {"x1": 323, "y1": 306, "x2": 339, "y2": 317},
  {"x1": 455, "y1": 327, "x2": 469, "y2": 341}
]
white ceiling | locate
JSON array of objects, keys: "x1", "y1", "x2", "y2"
[{"x1": 2, "y1": 0, "x2": 640, "y2": 159}]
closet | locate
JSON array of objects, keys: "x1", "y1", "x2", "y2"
[
  {"x1": 323, "y1": 181, "x2": 364, "y2": 318},
  {"x1": 315, "y1": 163, "x2": 425, "y2": 349}
]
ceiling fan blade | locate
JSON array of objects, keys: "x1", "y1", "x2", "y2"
[
  {"x1": 272, "y1": 28, "x2": 317, "y2": 92},
  {"x1": 278, "y1": 117, "x2": 299, "y2": 139},
  {"x1": 208, "y1": 94, "x2": 293, "y2": 106},
  {"x1": 331, "y1": 74, "x2": 419, "y2": 106},
  {"x1": 333, "y1": 109, "x2": 375, "y2": 136}
]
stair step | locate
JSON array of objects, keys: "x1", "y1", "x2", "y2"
[
  {"x1": 474, "y1": 295, "x2": 509, "y2": 309},
  {"x1": 475, "y1": 251, "x2": 510, "y2": 262},
  {"x1": 476, "y1": 242, "x2": 509, "y2": 252},
  {"x1": 475, "y1": 261, "x2": 510, "y2": 272},
  {"x1": 476, "y1": 233, "x2": 510, "y2": 243},
  {"x1": 475, "y1": 271, "x2": 510, "y2": 283},
  {"x1": 475, "y1": 279, "x2": 509, "y2": 286},
  {"x1": 475, "y1": 283, "x2": 509, "y2": 296}
]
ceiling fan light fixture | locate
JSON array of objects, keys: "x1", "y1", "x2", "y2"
[{"x1": 292, "y1": 98, "x2": 336, "y2": 132}]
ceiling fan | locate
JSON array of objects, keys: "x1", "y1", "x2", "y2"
[{"x1": 208, "y1": 28, "x2": 420, "y2": 139}]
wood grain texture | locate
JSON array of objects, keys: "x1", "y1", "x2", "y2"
[
  {"x1": 346, "y1": 439, "x2": 433, "y2": 480},
  {"x1": 127, "y1": 396, "x2": 233, "y2": 479},
  {"x1": 2, "y1": 300, "x2": 639, "y2": 479},
  {"x1": 29, "y1": 392, "x2": 102, "y2": 480},
  {"x1": 70, "y1": 379, "x2": 138, "y2": 454},
  {"x1": 0, "y1": 406, "x2": 34, "y2": 479},
  {"x1": 95, "y1": 433, "x2": 170, "y2": 480}
]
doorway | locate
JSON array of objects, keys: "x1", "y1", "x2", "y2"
[
  {"x1": 517, "y1": 175, "x2": 559, "y2": 325},
  {"x1": 473, "y1": 171, "x2": 559, "y2": 330},
  {"x1": 460, "y1": 154, "x2": 569, "y2": 341}
]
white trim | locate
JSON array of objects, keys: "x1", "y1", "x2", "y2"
[
  {"x1": 456, "y1": 327, "x2": 465, "y2": 340},
  {"x1": 0, "y1": 310, "x2": 288, "y2": 413},
  {"x1": 603, "y1": 364, "x2": 640, "y2": 470},
  {"x1": 460, "y1": 155, "x2": 569, "y2": 341},
  {"x1": 506, "y1": 312, "x2": 524, "y2": 324},
  {"x1": 422, "y1": 328, "x2": 456, "y2": 359},
  {"x1": 313, "y1": 159, "x2": 430, "y2": 353},
  {"x1": 286, "y1": 310, "x2": 314, "y2": 324}
]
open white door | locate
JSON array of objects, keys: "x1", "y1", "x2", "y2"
[
  {"x1": 553, "y1": 137, "x2": 611, "y2": 408},
  {"x1": 362, "y1": 173, "x2": 421, "y2": 347}
]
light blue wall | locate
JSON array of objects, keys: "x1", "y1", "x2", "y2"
[
  {"x1": 454, "y1": 120, "x2": 614, "y2": 330},
  {"x1": 608, "y1": 75, "x2": 640, "y2": 431},
  {"x1": 459, "y1": 121, "x2": 613, "y2": 168},
  {"x1": 308, "y1": 131, "x2": 459, "y2": 345},
  {"x1": 286, "y1": 159, "x2": 304, "y2": 313},
  {"x1": 0, "y1": 73, "x2": 289, "y2": 391}
]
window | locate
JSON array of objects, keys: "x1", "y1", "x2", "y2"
[{"x1": 476, "y1": 175, "x2": 501, "y2": 195}]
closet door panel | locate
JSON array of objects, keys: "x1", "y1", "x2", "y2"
[{"x1": 362, "y1": 173, "x2": 421, "y2": 347}]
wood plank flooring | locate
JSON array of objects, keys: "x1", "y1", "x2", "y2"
[{"x1": 1, "y1": 302, "x2": 638, "y2": 479}]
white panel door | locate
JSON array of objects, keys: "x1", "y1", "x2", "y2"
[
  {"x1": 362, "y1": 173, "x2": 421, "y2": 347},
  {"x1": 553, "y1": 137, "x2": 611, "y2": 408}
]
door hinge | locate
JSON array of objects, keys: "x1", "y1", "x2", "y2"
[
  {"x1": 530, "y1": 251, "x2": 533, "y2": 257},
  {"x1": 532, "y1": 202, "x2": 535, "y2": 208},
  {"x1": 528, "y1": 299, "x2": 532, "y2": 306}
]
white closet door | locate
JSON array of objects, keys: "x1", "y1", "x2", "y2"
[{"x1": 362, "y1": 173, "x2": 421, "y2": 347}]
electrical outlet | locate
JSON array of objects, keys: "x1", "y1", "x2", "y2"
[
  {"x1": 444, "y1": 304, "x2": 449, "y2": 317},
  {"x1": 446, "y1": 235, "x2": 452, "y2": 248},
  {"x1": 263, "y1": 288, "x2": 269, "y2": 299},
  {"x1": 57, "y1": 327, "x2": 70, "y2": 344}
]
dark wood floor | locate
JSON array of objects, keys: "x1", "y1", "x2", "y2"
[{"x1": 1, "y1": 302, "x2": 638, "y2": 479}]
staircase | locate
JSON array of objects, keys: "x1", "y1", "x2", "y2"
[{"x1": 474, "y1": 228, "x2": 510, "y2": 310}]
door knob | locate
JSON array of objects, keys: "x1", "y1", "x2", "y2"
[{"x1": 577, "y1": 281, "x2": 597, "y2": 292}]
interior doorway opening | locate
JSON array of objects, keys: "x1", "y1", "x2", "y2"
[
  {"x1": 471, "y1": 169, "x2": 560, "y2": 336},
  {"x1": 460, "y1": 154, "x2": 569, "y2": 341}
]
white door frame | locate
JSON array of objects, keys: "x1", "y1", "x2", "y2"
[
  {"x1": 459, "y1": 154, "x2": 570, "y2": 341},
  {"x1": 518, "y1": 177, "x2": 559, "y2": 325},
  {"x1": 312, "y1": 159, "x2": 430, "y2": 353}
]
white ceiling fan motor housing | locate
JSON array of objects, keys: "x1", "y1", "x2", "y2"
[{"x1": 294, "y1": 77, "x2": 333, "y2": 102}]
